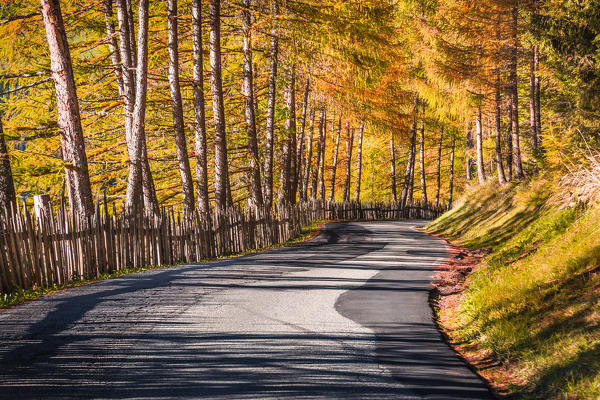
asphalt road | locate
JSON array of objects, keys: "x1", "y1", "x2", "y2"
[{"x1": 0, "y1": 221, "x2": 492, "y2": 399}]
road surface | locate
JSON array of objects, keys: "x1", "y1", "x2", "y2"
[{"x1": 0, "y1": 221, "x2": 491, "y2": 399}]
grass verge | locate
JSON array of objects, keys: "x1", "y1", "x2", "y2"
[
  {"x1": 0, "y1": 219, "x2": 328, "y2": 310},
  {"x1": 428, "y1": 177, "x2": 600, "y2": 399}
]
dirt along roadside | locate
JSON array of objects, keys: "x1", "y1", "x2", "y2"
[{"x1": 428, "y1": 236, "x2": 523, "y2": 399}]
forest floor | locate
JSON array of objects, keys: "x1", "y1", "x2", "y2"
[{"x1": 427, "y1": 176, "x2": 600, "y2": 399}]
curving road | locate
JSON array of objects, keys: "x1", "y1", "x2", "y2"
[{"x1": 0, "y1": 221, "x2": 491, "y2": 399}]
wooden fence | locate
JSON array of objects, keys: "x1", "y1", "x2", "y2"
[{"x1": 0, "y1": 199, "x2": 447, "y2": 294}]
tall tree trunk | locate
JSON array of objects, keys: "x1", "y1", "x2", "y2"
[
  {"x1": 390, "y1": 131, "x2": 397, "y2": 204},
  {"x1": 302, "y1": 106, "x2": 315, "y2": 201},
  {"x1": 465, "y1": 122, "x2": 473, "y2": 182},
  {"x1": 529, "y1": 44, "x2": 541, "y2": 150},
  {"x1": 328, "y1": 116, "x2": 341, "y2": 203},
  {"x1": 475, "y1": 107, "x2": 486, "y2": 184},
  {"x1": 288, "y1": 67, "x2": 298, "y2": 204},
  {"x1": 102, "y1": 0, "x2": 124, "y2": 96},
  {"x1": 125, "y1": 0, "x2": 136, "y2": 68},
  {"x1": 311, "y1": 106, "x2": 324, "y2": 200},
  {"x1": 448, "y1": 134, "x2": 455, "y2": 206},
  {"x1": 495, "y1": 81, "x2": 507, "y2": 184},
  {"x1": 342, "y1": 123, "x2": 354, "y2": 203},
  {"x1": 407, "y1": 121, "x2": 417, "y2": 205},
  {"x1": 506, "y1": 106, "x2": 514, "y2": 181},
  {"x1": 296, "y1": 77, "x2": 310, "y2": 201},
  {"x1": 317, "y1": 108, "x2": 328, "y2": 202},
  {"x1": 124, "y1": 0, "x2": 151, "y2": 215},
  {"x1": 209, "y1": 0, "x2": 231, "y2": 211},
  {"x1": 116, "y1": 0, "x2": 158, "y2": 215},
  {"x1": 40, "y1": 0, "x2": 94, "y2": 216},
  {"x1": 278, "y1": 66, "x2": 296, "y2": 204},
  {"x1": 353, "y1": 120, "x2": 364, "y2": 202},
  {"x1": 400, "y1": 122, "x2": 416, "y2": 207},
  {"x1": 419, "y1": 112, "x2": 427, "y2": 205},
  {"x1": 510, "y1": 6, "x2": 525, "y2": 179},
  {"x1": 168, "y1": 0, "x2": 195, "y2": 215},
  {"x1": 263, "y1": 0, "x2": 279, "y2": 209},
  {"x1": 241, "y1": 0, "x2": 263, "y2": 209},
  {"x1": 192, "y1": 0, "x2": 209, "y2": 217},
  {"x1": 434, "y1": 127, "x2": 443, "y2": 208},
  {"x1": 0, "y1": 119, "x2": 16, "y2": 211}
]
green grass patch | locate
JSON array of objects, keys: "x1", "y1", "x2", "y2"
[
  {"x1": 0, "y1": 219, "x2": 327, "y2": 311},
  {"x1": 428, "y1": 178, "x2": 600, "y2": 399}
]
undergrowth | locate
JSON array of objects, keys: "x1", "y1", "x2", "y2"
[{"x1": 428, "y1": 176, "x2": 600, "y2": 399}]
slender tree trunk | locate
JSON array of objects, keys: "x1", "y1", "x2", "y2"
[
  {"x1": 296, "y1": 77, "x2": 310, "y2": 201},
  {"x1": 328, "y1": 116, "x2": 341, "y2": 203},
  {"x1": 466, "y1": 122, "x2": 473, "y2": 182},
  {"x1": 510, "y1": 6, "x2": 524, "y2": 179},
  {"x1": 353, "y1": 120, "x2": 364, "y2": 202},
  {"x1": 302, "y1": 106, "x2": 315, "y2": 201},
  {"x1": 125, "y1": 0, "x2": 136, "y2": 68},
  {"x1": 102, "y1": 0, "x2": 124, "y2": 96},
  {"x1": 400, "y1": 123, "x2": 416, "y2": 208},
  {"x1": 288, "y1": 67, "x2": 298, "y2": 204},
  {"x1": 168, "y1": 0, "x2": 195, "y2": 215},
  {"x1": 0, "y1": 119, "x2": 16, "y2": 211},
  {"x1": 124, "y1": 0, "x2": 151, "y2": 215},
  {"x1": 419, "y1": 112, "x2": 427, "y2": 205},
  {"x1": 116, "y1": 0, "x2": 158, "y2": 215},
  {"x1": 390, "y1": 132, "x2": 397, "y2": 204},
  {"x1": 209, "y1": 0, "x2": 230, "y2": 211},
  {"x1": 278, "y1": 66, "x2": 296, "y2": 204},
  {"x1": 407, "y1": 121, "x2": 416, "y2": 204},
  {"x1": 317, "y1": 108, "x2": 327, "y2": 202},
  {"x1": 191, "y1": 0, "x2": 209, "y2": 216},
  {"x1": 343, "y1": 123, "x2": 354, "y2": 203},
  {"x1": 506, "y1": 106, "x2": 514, "y2": 181},
  {"x1": 40, "y1": 0, "x2": 94, "y2": 216},
  {"x1": 434, "y1": 127, "x2": 443, "y2": 208},
  {"x1": 240, "y1": 0, "x2": 263, "y2": 209},
  {"x1": 475, "y1": 107, "x2": 486, "y2": 184},
  {"x1": 311, "y1": 106, "x2": 324, "y2": 200},
  {"x1": 535, "y1": 57, "x2": 542, "y2": 143},
  {"x1": 448, "y1": 134, "x2": 455, "y2": 206},
  {"x1": 495, "y1": 82, "x2": 507, "y2": 184},
  {"x1": 263, "y1": 0, "x2": 279, "y2": 209},
  {"x1": 529, "y1": 44, "x2": 541, "y2": 150}
]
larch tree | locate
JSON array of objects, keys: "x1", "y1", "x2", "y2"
[
  {"x1": 302, "y1": 106, "x2": 315, "y2": 201},
  {"x1": 296, "y1": 77, "x2": 310, "y2": 201},
  {"x1": 263, "y1": 0, "x2": 279, "y2": 210},
  {"x1": 167, "y1": 0, "x2": 195, "y2": 215},
  {"x1": 40, "y1": 0, "x2": 94, "y2": 216},
  {"x1": 390, "y1": 131, "x2": 397, "y2": 204},
  {"x1": 509, "y1": 6, "x2": 524, "y2": 180},
  {"x1": 434, "y1": 127, "x2": 443, "y2": 208},
  {"x1": 418, "y1": 110, "x2": 427, "y2": 205},
  {"x1": 317, "y1": 107, "x2": 327, "y2": 202},
  {"x1": 124, "y1": 0, "x2": 152, "y2": 216},
  {"x1": 343, "y1": 123, "x2": 353, "y2": 203},
  {"x1": 353, "y1": 121, "x2": 364, "y2": 202},
  {"x1": 448, "y1": 133, "x2": 456, "y2": 206},
  {"x1": 209, "y1": 0, "x2": 231, "y2": 211},
  {"x1": 475, "y1": 107, "x2": 486, "y2": 184},
  {"x1": 192, "y1": 0, "x2": 210, "y2": 216},
  {"x1": 241, "y1": 0, "x2": 263, "y2": 209},
  {"x1": 311, "y1": 106, "x2": 325, "y2": 200},
  {"x1": 329, "y1": 116, "x2": 342, "y2": 203}
]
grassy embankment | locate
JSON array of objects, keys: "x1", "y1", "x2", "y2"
[
  {"x1": 428, "y1": 176, "x2": 600, "y2": 399},
  {"x1": 0, "y1": 219, "x2": 326, "y2": 310}
]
